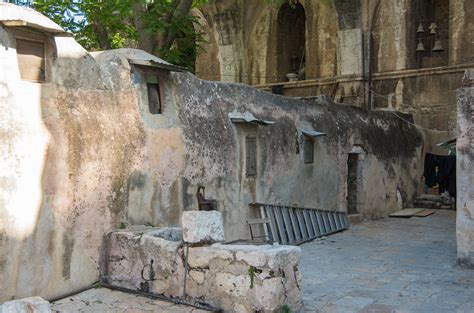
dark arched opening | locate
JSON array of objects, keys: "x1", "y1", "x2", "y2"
[{"x1": 276, "y1": 2, "x2": 306, "y2": 82}]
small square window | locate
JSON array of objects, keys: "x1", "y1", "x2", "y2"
[
  {"x1": 16, "y1": 38, "x2": 45, "y2": 82},
  {"x1": 147, "y1": 82, "x2": 161, "y2": 114},
  {"x1": 246, "y1": 136, "x2": 257, "y2": 177},
  {"x1": 303, "y1": 137, "x2": 314, "y2": 164}
]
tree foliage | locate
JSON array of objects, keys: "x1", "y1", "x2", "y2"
[
  {"x1": 9, "y1": 0, "x2": 207, "y2": 72},
  {"x1": 9, "y1": 0, "x2": 289, "y2": 71}
]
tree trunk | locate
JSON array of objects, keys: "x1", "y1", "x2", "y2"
[
  {"x1": 93, "y1": 17, "x2": 111, "y2": 50},
  {"x1": 163, "y1": 0, "x2": 193, "y2": 49},
  {"x1": 131, "y1": 1, "x2": 157, "y2": 54}
]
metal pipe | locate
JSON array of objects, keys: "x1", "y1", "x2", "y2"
[
  {"x1": 101, "y1": 283, "x2": 221, "y2": 312},
  {"x1": 46, "y1": 283, "x2": 98, "y2": 303},
  {"x1": 182, "y1": 243, "x2": 189, "y2": 297}
]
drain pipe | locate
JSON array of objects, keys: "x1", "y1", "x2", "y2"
[
  {"x1": 101, "y1": 283, "x2": 222, "y2": 312},
  {"x1": 182, "y1": 242, "x2": 189, "y2": 297},
  {"x1": 46, "y1": 283, "x2": 99, "y2": 303}
]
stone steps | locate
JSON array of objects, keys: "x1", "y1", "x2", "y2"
[{"x1": 412, "y1": 194, "x2": 455, "y2": 210}]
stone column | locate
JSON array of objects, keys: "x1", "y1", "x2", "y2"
[
  {"x1": 337, "y1": 29, "x2": 363, "y2": 77},
  {"x1": 456, "y1": 69, "x2": 474, "y2": 268}
]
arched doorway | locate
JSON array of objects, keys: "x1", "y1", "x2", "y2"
[{"x1": 276, "y1": 2, "x2": 306, "y2": 82}]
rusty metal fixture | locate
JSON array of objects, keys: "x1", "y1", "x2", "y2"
[{"x1": 196, "y1": 186, "x2": 217, "y2": 211}]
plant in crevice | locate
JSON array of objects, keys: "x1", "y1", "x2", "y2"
[{"x1": 248, "y1": 266, "x2": 257, "y2": 289}]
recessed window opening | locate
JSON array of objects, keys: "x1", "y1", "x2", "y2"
[
  {"x1": 303, "y1": 137, "x2": 314, "y2": 164},
  {"x1": 16, "y1": 38, "x2": 45, "y2": 82},
  {"x1": 146, "y1": 75, "x2": 161, "y2": 114},
  {"x1": 347, "y1": 153, "x2": 359, "y2": 215},
  {"x1": 246, "y1": 136, "x2": 257, "y2": 177}
]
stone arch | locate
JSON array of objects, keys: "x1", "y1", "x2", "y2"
[
  {"x1": 371, "y1": 0, "x2": 411, "y2": 73},
  {"x1": 275, "y1": 2, "x2": 306, "y2": 82},
  {"x1": 304, "y1": 0, "x2": 339, "y2": 79},
  {"x1": 193, "y1": 9, "x2": 221, "y2": 81}
]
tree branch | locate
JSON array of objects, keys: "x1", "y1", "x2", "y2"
[{"x1": 163, "y1": 0, "x2": 193, "y2": 49}]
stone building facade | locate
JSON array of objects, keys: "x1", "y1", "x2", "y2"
[
  {"x1": 0, "y1": 3, "x2": 425, "y2": 302},
  {"x1": 195, "y1": 0, "x2": 474, "y2": 152}
]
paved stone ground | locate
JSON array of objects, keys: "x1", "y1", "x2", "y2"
[
  {"x1": 300, "y1": 210, "x2": 474, "y2": 313},
  {"x1": 51, "y1": 288, "x2": 209, "y2": 312}
]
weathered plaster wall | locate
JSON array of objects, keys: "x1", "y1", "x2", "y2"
[
  {"x1": 157, "y1": 74, "x2": 422, "y2": 238},
  {"x1": 1, "y1": 6, "x2": 423, "y2": 302},
  {"x1": 456, "y1": 70, "x2": 474, "y2": 268},
  {"x1": 0, "y1": 26, "x2": 148, "y2": 301}
]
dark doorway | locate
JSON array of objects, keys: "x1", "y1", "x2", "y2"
[
  {"x1": 347, "y1": 153, "x2": 359, "y2": 214},
  {"x1": 276, "y1": 2, "x2": 306, "y2": 82}
]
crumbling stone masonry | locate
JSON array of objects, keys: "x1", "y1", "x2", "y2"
[{"x1": 101, "y1": 212, "x2": 302, "y2": 312}]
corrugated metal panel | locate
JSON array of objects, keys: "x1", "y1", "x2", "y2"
[
  {"x1": 229, "y1": 111, "x2": 274, "y2": 126},
  {"x1": 129, "y1": 58, "x2": 187, "y2": 72},
  {"x1": 301, "y1": 129, "x2": 326, "y2": 138}
]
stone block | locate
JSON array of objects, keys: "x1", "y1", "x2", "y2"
[
  {"x1": 1, "y1": 297, "x2": 51, "y2": 313},
  {"x1": 182, "y1": 211, "x2": 224, "y2": 244},
  {"x1": 186, "y1": 243, "x2": 303, "y2": 312},
  {"x1": 101, "y1": 227, "x2": 184, "y2": 297}
]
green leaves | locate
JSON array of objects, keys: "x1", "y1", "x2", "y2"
[{"x1": 11, "y1": 0, "x2": 207, "y2": 72}]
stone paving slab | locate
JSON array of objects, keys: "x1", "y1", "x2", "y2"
[
  {"x1": 300, "y1": 210, "x2": 474, "y2": 313},
  {"x1": 51, "y1": 288, "x2": 209, "y2": 313}
]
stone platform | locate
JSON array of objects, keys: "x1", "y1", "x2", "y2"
[{"x1": 101, "y1": 212, "x2": 303, "y2": 312}]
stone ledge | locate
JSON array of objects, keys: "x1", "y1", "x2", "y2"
[{"x1": 182, "y1": 211, "x2": 224, "y2": 244}]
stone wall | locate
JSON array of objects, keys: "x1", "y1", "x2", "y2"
[
  {"x1": 101, "y1": 224, "x2": 303, "y2": 312},
  {"x1": 196, "y1": 0, "x2": 474, "y2": 153},
  {"x1": 456, "y1": 70, "x2": 474, "y2": 268},
  {"x1": 1, "y1": 4, "x2": 423, "y2": 302}
]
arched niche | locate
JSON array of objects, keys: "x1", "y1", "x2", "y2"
[
  {"x1": 276, "y1": 2, "x2": 306, "y2": 82},
  {"x1": 410, "y1": 0, "x2": 450, "y2": 69}
]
